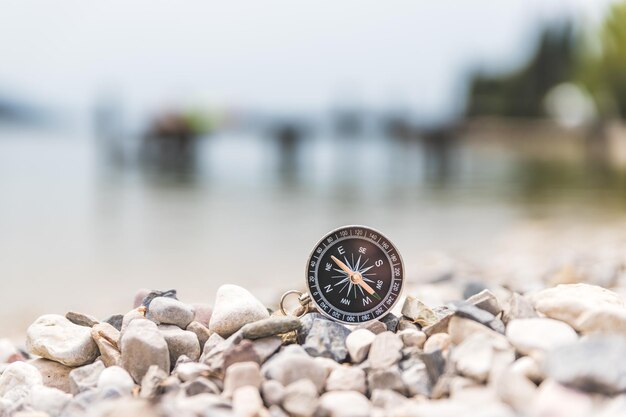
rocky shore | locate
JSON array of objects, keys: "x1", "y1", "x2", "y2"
[{"x1": 3, "y1": 270, "x2": 626, "y2": 416}]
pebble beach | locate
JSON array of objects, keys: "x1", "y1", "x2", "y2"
[{"x1": 1, "y1": 223, "x2": 626, "y2": 417}]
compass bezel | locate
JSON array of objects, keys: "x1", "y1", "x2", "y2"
[{"x1": 304, "y1": 224, "x2": 405, "y2": 325}]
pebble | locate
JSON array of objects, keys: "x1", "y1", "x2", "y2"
[
  {"x1": 262, "y1": 350, "x2": 327, "y2": 392},
  {"x1": 502, "y1": 293, "x2": 537, "y2": 323},
  {"x1": 91, "y1": 322, "x2": 121, "y2": 367},
  {"x1": 368, "y1": 331, "x2": 403, "y2": 369},
  {"x1": 506, "y1": 318, "x2": 577, "y2": 355},
  {"x1": 241, "y1": 316, "x2": 302, "y2": 339},
  {"x1": 69, "y1": 360, "x2": 105, "y2": 395},
  {"x1": 401, "y1": 296, "x2": 438, "y2": 326},
  {"x1": 357, "y1": 320, "x2": 387, "y2": 335},
  {"x1": 28, "y1": 385, "x2": 72, "y2": 417},
  {"x1": 139, "y1": 365, "x2": 168, "y2": 399},
  {"x1": 186, "y1": 321, "x2": 212, "y2": 349},
  {"x1": 422, "y1": 307, "x2": 454, "y2": 336},
  {"x1": 451, "y1": 333, "x2": 513, "y2": 383},
  {"x1": 232, "y1": 385, "x2": 264, "y2": 417},
  {"x1": 402, "y1": 363, "x2": 432, "y2": 397},
  {"x1": 97, "y1": 366, "x2": 134, "y2": 395},
  {"x1": 148, "y1": 297, "x2": 195, "y2": 329},
  {"x1": 509, "y1": 356, "x2": 544, "y2": 384},
  {"x1": 261, "y1": 380, "x2": 285, "y2": 406},
  {"x1": 466, "y1": 289, "x2": 502, "y2": 316},
  {"x1": 398, "y1": 329, "x2": 427, "y2": 348},
  {"x1": 223, "y1": 361, "x2": 262, "y2": 396},
  {"x1": 29, "y1": 359, "x2": 72, "y2": 393},
  {"x1": 370, "y1": 389, "x2": 410, "y2": 410},
  {"x1": 282, "y1": 379, "x2": 318, "y2": 417},
  {"x1": 423, "y1": 333, "x2": 451, "y2": 353},
  {"x1": 325, "y1": 366, "x2": 366, "y2": 394},
  {"x1": 191, "y1": 303, "x2": 213, "y2": 327},
  {"x1": 120, "y1": 319, "x2": 170, "y2": 383},
  {"x1": 530, "y1": 379, "x2": 593, "y2": 417},
  {"x1": 302, "y1": 319, "x2": 351, "y2": 362},
  {"x1": 448, "y1": 316, "x2": 508, "y2": 346},
  {"x1": 26, "y1": 314, "x2": 99, "y2": 367},
  {"x1": 367, "y1": 368, "x2": 406, "y2": 394},
  {"x1": 252, "y1": 336, "x2": 283, "y2": 363},
  {"x1": 297, "y1": 313, "x2": 326, "y2": 344},
  {"x1": 452, "y1": 302, "x2": 505, "y2": 333},
  {"x1": 380, "y1": 313, "x2": 399, "y2": 332},
  {"x1": 575, "y1": 305, "x2": 626, "y2": 336},
  {"x1": 120, "y1": 309, "x2": 145, "y2": 334},
  {"x1": 318, "y1": 391, "x2": 371, "y2": 417},
  {"x1": 530, "y1": 283, "x2": 624, "y2": 330},
  {"x1": 133, "y1": 288, "x2": 151, "y2": 308},
  {"x1": 140, "y1": 289, "x2": 178, "y2": 308},
  {"x1": 345, "y1": 329, "x2": 375, "y2": 363},
  {"x1": 0, "y1": 362, "x2": 43, "y2": 397},
  {"x1": 223, "y1": 339, "x2": 261, "y2": 370},
  {"x1": 174, "y1": 361, "x2": 210, "y2": 382},
  {"x1": 104, "y1": 314, "x2": 124, "y2": 331},
  {"x1": 209, "y1": 284, "x2": 270, "y2": 338},
  {"x1": 544, "y1": 335, "x2": 626, "y2": 395},
  {"x1": 0, "y1": 339, "x2": 22, "y2": 364},
  {"x1": 159, "y1": 324, "x2": 201, "y2": 364},
  {"x1": 65, "y1": 311, "x2": 99, "y2": 328}
]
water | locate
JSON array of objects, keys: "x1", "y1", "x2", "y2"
[{"x1": 0, "y1": 126, "x2": 622, "y2": 339}]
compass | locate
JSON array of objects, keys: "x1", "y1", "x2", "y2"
[{"x1": 299, "y1": 225, "x2": 404, "y2": 324}]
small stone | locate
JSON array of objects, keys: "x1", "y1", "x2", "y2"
[
  {"x1": 466, "y1": 289, "x2": 502, "y2": 316},
  {"x1": 120, "y1": 319, "x2": 170, "y2": 383},
  {"x1": 495, "y1": 369, "x2": 537, "y2": 413},
  {"x1": 576, "y1": 305, "x2": 626, "y2": 336},
  {"x1": 191, "y1": 303, "x2": 213, "y2": 327},
  {"x1": 423, "y1": 333, "x2": 450, "y2": 353},
  {"x1": 314, "y1": 357, "x2": 341, "y2": 376},
  {"x1": 367, "y1": 368, "x2": 406, "y2": 394},
  {"x1": 186, "y1": 321, "x2": 211, "y2": 349},
  {"x1": 544, "y1": 335, "x2": 626, "y2": 394},
  {"x1": 401, "y1": 296, "x2": 438, "y2": 326},
  {"x1": 140, "y1": 289, "x2": 177, "y2": 308},
  {"x1": 502, "y1": 293, "x2": 537, "y2": 324},
  {"x1": 380, "y1": 313, "x2": 399, "y2": 332},
  {"x1": 139, "y1": 365, "x2": 168, "y2": 398},
  {"x1": 368, "y1": 331, "x2": 403, "y2": 369},
  {"x1": 199, "y1": 331, "x2": 243, "y2": 377},
  {"x1": 69, "y1": 361, "x2": 105, "y2": 395},
  {"x1": 223, "y1": 361, "x2": 262, "y2": 396},
  {"x1": 120, "y1": 309, "x2": 145, "y2": 334},
  {"x1": 402, "y1": 363, "x2": 432, "y2": 397},
  {"x1": 0, "y1": 339, "x2": 21, "y2": 364},
  {"x1": 65, "y1": 311, "x2": 99, "y2": 327},
  {"x1": 530, "y1": 283, "x2": 624, "y2": 330},
  {"x1": 97, "y1": 366, "x2": 134, "y2": 395},
  {"x1": 356, "y1": 320, "x2": 387, "y2": 335},
  {"x1": 297, "y1": 313, "x2": 325, "y2": 344},
  {"x1": 318, "y1": 391, "x2": 371, "y2": 417},
  {"x1": 531, "y1": 379, "x2": 593, "y2": 417},
  {"x1": 325, "y1": 366, "x2": 366, "y2": 394},
  {"x1": 262, "y1": 350, "x2": 327, "y2": 392},
  {"x1": 463, "y1": 281, "x2": 489, "y2": 299},
  {"x1": 28, "y1": 385, "x2": 72, "y2": 417},
  {"x1": 397, "y1": 319, "x2": 419, "y2": 332},
  {"x1": 422, "y1": 307, "x2": 454, "y2": 336},
  {"x1": 104, "y1": 314, "x2": 124, "y2": 331},
  {"x1": 398, "y1": 329, "x2": 426, "y2": 348},
  {"x1": 209, "y1": 284, "x2": 270, "y2": 338},
  {"x1": 452, "y1": 302, "x2": 505, "y2": 333},
  {"x1": 174, "y1": 361, "x2": 210, "y2": 382},
  {"x1": 29, "y1": 359, "x2": 72, "y2": 393},
  {"x1": 252, "y1": 336, "x2": 283, "y2": 364},
  {"x1": 159, "y1": 324, "x2": 201, "y2": 365},
  {"x1": 451, "y1": 333, "x2": 514, "y2": 383},
  {"x1": 26, "y1": 314, "x2": 99, "y2": 367},
  {"x1": 302, "y1": 319, "x2": 351, "y2": 362},
  {"x1": 282, "y1": 379, "x2": 318, "y2": 417},
  {"x1": 420, "y1": 349, "x2": 446, "y2": 386},
  {"x1": 345, "y1": 329, "x2": 375, "y2": 363},
  {"x1": 91, "y1": 322, "x2": 121, "y2": 367},
  {"x1": 241, "y1": 316, "x2": 302, "y2": 340},
  {"x1": 0, "y1": 362, "x2": 43, "y2": 396},
  {"x1": 184, "y1": 377, "x2": 221, "y2": 396},
  {"x1": 148, "y1": 297, "x2": 195, "y2": 329},
  {"x1": 448, "y1": 316, "x2": 508, "y2": 346},
  {"x1": 510, "y1": 356, "x2": 544, "y2": 384},
  {"x1": 133, "y1": 288, "x2": 151, "y2": 308},
  {"x1": 506, "y1": 318, "x2": 577, "y2": 355},
  {"x1": 223, "y1": 339, "x2": 261, "y2": 370},
  {"x1": 232, "y1": 385, "x2": 264, "y2": 417},
  {"x1": 269, "y1": 405, "x2": 289, "y2": 417},
  {"x1": 370, "y1": 389, "x2": 410, "y2": 410},
  {"x1": 261, "y1": 380, "x2": 285, "y2": 406}
]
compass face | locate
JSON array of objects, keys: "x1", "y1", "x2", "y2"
[{"x1": 305, "y1": 225, "x2": 404, "y2": 324}]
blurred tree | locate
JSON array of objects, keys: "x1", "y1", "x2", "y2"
[
  {"x1": 465, "y1": 23, "x2": 576, "y2": 118},
  {"x1": 577, "y1": 1, "x2": 626, "y2": 119}
]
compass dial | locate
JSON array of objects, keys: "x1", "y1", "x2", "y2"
[{"x1": 305, "y1": 225, "x2": 404, "y2": 324}]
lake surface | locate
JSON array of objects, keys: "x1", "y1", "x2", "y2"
[{"x1": 0, "y1": 126, "x2": 622, "y2": 339}]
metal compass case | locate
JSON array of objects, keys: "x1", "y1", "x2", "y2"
[{"x1": 304, "y1": 225, "x2": 404, "y2": 324}]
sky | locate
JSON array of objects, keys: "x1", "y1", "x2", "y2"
[{"x1": 0, "y1": 0, "x2": 617, "y2": 124}]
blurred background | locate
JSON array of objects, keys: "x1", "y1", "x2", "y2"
[{"x1": 1, "y1": 0, "x2": 626, "y2": 338}]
